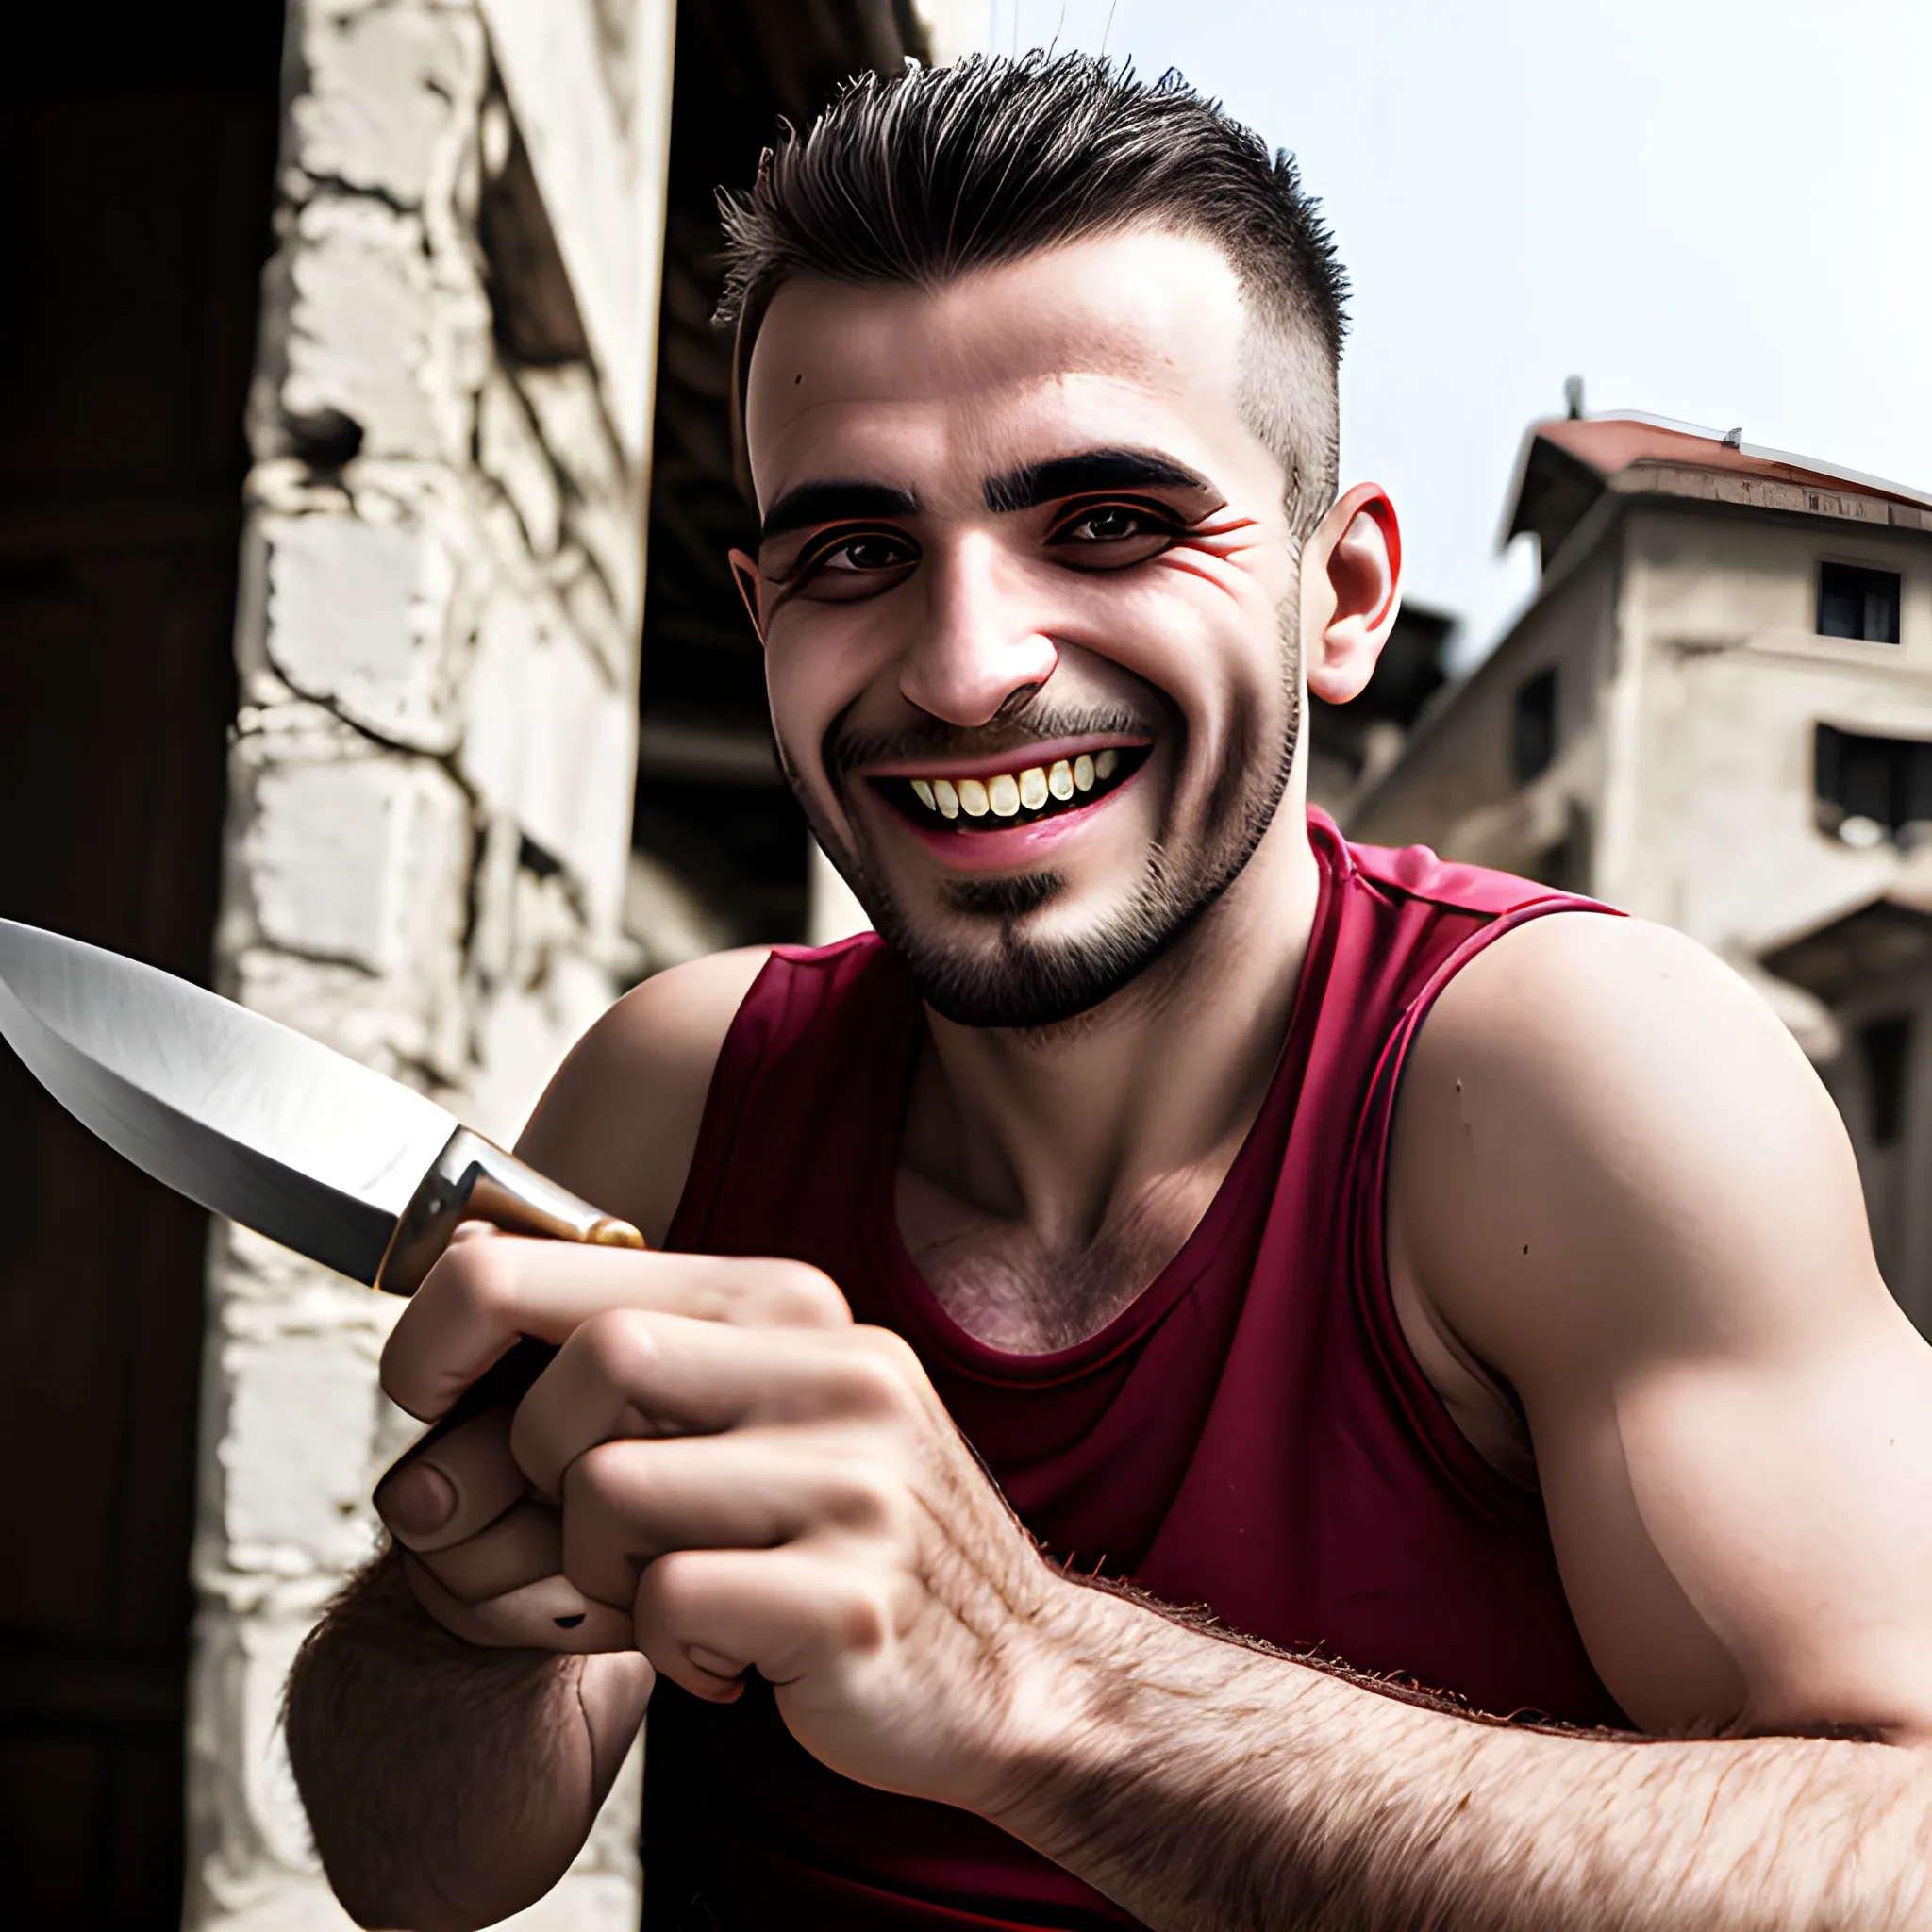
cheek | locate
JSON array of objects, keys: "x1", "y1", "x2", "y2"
[
  {"x1": 762, "y1": 617, "x2": 882, "y2": 776},
  {"x1": 1072, "y1": 560, "x2": 1289, "y2": 733}
]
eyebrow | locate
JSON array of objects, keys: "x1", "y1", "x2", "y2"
[
  {"x1": 759, "y1": 479, "x2": 922, "y2": 544},
  {"x1": 983, "y1": 447, "x2": 1217, "y2": 515}
]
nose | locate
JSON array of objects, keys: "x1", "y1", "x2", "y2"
[{"x1": 897, "y1": 530, "x2": 1058, "y2": 726}]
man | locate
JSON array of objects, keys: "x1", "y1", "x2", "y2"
[{"x1": 287, "y1": 53, "x2": 1932, "y2": 1932}]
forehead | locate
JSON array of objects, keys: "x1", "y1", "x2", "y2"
[{"x1": 742, "y1": 229, "x2": 1279, "y2": 510}]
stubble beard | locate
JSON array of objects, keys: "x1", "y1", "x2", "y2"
[{"x1": 798, "y1": 658, "x2": 1302, "y2": 1032}]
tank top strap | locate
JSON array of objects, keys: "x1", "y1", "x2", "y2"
[{"x1": 666, "y1": 933, "x2": 915, "y2": 1257}]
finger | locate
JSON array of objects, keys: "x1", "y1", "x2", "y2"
[
  {"x1": 401, "y1": 1552, "x2": 635, "y2": 1654},
  {"x1": 556, "y1": 1433, "x2": 893, "y2": 1607},
  {"x1": 375, "y1": 1404, "x2": 528, "y2": 1552},
  {"x1": 381, "y1": 1241, "x2": 851, "y2": 1423},
  {"x1": 510, "y1": 1311, "x2": 923, "y2": 1499},
  {"x1": 632, "y1": 1546, "x2": 888, "y2": 1700},
  {"x1": 413, "y1": 1498, "x2": 564, "y2": 1606}
]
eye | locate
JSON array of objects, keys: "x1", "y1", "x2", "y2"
[
  {"x1": 819, "y1": 531, "x2": 916, "y2": 573},
  {"x1": 1058, "y1": 505, "x2": 1155, "y2": 543},
  {"x1": 782, "y1": 525, "x2": 920, "y2": 603},
  {"x1": 1046, "y1": 496, "x2": 1182, "y2": 569}
]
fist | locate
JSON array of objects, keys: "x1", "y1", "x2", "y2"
[{"x1": 374, "y1": 1230, "x2": 1064, "y2": 1809}]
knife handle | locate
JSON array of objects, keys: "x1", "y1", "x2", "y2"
[
  {"x1": 376, "y1": 1126, "x2": 647, "y2": 1447},
  {"x1": 375, "y1": 1126, "x2": 645, "y2": 1297}
]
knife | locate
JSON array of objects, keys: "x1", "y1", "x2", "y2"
[{"x1": 0, "y1": 916, "x2": 642, "y2": 1419}]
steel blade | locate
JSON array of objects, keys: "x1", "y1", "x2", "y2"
[{"x1": 0, "y1": 919, "x2": 458, "y2": 1285}]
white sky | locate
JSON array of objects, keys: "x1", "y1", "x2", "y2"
[{"x1": 982, "y1": 0, "x2": 1932, "y2": 665}]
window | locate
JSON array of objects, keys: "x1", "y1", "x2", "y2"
[
  {"x1": 1858, "y1": 1016, "x2": 1913, "y2": 1147},
  {"x1": 1818, "y1": 562, "x2": 1902, "y2": 643},
  {"x1": 1511, "y1": 667, "x2": 1557, "y2": 782},
  {"x1": 1814, "y1": 723, "x2": 1932, "y2": 843}
]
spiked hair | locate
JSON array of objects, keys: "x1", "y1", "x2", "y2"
[{"x1": 717, "y1": 51, "x2": 1349, "y2": 538}]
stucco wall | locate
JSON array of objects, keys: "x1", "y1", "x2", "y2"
[
  {"x1": 185, "y1": 4, "x2": 673, "y2": 1926},
  {"x1": 1608, "y1": 507, "x2": 1932, "y2": 949},
  {"x1": 1345, "y1": 534, "x2": 1622, "y2": 877}
]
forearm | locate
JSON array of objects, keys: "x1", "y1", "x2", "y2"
[
  {"x1": 284, "y1": 1548, "x2": 649, "y2": 1931},
  {"x1": 990, "y1": 1580, "x2": 1932, "y2": 1932}
]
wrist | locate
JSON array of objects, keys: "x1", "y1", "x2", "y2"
[{"x1": 972, "y1": 1569, "x2": 1231, "y2": 1842}]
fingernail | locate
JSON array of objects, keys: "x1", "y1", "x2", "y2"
[{"x1": 379, "y1": 1460, "x2": 456, "y2": 1537}]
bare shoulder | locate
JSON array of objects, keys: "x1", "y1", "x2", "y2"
[
  {"x1": 513, "y1": 946, "x2": 772, "y2": 1245},
  {"x1": 1390, "y1": 909, "x2": 1884, "y2": 1380}
]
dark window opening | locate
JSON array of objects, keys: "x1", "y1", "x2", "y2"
[
  {"x1": 1859, "y1": 1016, "x2": 1913, "y2": 1147},
  {"x1": 1814, "y1": 723, "x2": 1932, "y2": 843},
  {"x1": 1524, "y1": 799, "x2": 1593, "y2": 894},
  {"x1": 1818, "y1": 562, "x2": 1902, "y2": 644},
  {"x1": 1511, "y1": 667, "x2": 1557, "y2": 783}
]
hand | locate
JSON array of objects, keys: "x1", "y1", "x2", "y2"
[
  {"x1": 375, "y1": 1230, "x2": 1065, "y2": 1810},
  {"x1": 374, "y1": 1226, "x2": 852, "y2": 1652}
]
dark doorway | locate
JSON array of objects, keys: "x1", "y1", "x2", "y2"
[
  {"x1": 0, "y1": 9, "x2": 281, "y2": 1924},
  {"x1": 635, "y1": 0, "x2": 930, "y2": 951}
]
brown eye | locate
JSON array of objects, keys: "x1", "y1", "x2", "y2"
[
  {"x1": 1063, "y1": 506, "x2": 1148, "y2": 543},
  {"x1": 821, "y1": 532, "x2": 914, "y2": 572},
  {"x1": 1047, "y1": 497, "x2": 1180, "y2": 569}
]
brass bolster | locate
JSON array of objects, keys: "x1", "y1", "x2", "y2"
[{"x1": 375, "y1": 1126, "x2": 645, "y2": 1297}]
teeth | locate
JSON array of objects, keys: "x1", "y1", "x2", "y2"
[{"x1": 908, "y1": 750, "x2": 1132, "y2": 825}]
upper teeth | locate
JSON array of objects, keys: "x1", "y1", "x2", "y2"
[{"x1": 908, "y1": 750, "x2": 1124, "y2": 821}]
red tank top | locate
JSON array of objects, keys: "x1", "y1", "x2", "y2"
[{"x1": 645, "y1": 812, "x2": 1625, "y2": 1929}]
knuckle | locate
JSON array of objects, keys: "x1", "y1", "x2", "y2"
[
  {"x1": 564, "y1": 1437, "x2": 639, "y2": 1510},
  {"x1": 768, "y1": 1262, "x2": 852, "y2": 1329},
  {"x1": 571, "y1": 1306, "x2": 656, "y2": 1381},
  {"x1": 829, "y1": 1347, "x2": 914, "y2": 1419},
  {"x1": 438, "y1": 1235, "x2": 522, "y2": 1325},
  {"x1": 828, "y1": 1465, "x2": 902, "y2": 1534}
]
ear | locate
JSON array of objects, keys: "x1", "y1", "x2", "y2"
[
  {"x1": 1302, "y1": 483, "x2": 1401, "y2": 707},
  {"x1": 727, "y1": 548, "x2": 765, "y2": 644}
]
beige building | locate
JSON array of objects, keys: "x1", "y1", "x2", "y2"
[{"x1": 1346, "y1": 411, "x2": 1932, "y2": 1326}]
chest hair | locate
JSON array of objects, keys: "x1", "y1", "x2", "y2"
[{"x1": 895, "y1": 1165, "x2": 1222, "y2": 1354}]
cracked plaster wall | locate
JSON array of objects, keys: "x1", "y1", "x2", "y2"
[{"x1": 185, "y1": 3, "x2": 673, "y2": 1926}]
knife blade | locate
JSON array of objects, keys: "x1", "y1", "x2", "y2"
[{"x1": 0, "y1": 916, "x2": 641, "y2": 1294}]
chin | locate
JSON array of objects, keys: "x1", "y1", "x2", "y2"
[{"x1": 867, "y1": 861, "x2": 1211, "y2": 1030}]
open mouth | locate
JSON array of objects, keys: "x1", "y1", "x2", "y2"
[{"x1": 870, "y1": 743, "x2": 1151, "y2": 831}]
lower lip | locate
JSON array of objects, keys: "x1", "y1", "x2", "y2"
[{"x1": 877, "y1": 767, "x2": 1144, "y2": 873}]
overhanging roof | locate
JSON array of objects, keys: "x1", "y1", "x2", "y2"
[
  {"x1": 1503, "y1": 414, "x2": 1932, "y2": 573},
  {"x1": 1761, "y1": 863, "x2": 1932, "y2": 1005}
]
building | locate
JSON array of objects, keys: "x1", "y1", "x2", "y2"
[
  {"x1": 0, "y1": 5, "x2": 980, "y2": 1927},
  {"x1": 1346, "y1": 409, "x2": 1932, "y2": 1328}
]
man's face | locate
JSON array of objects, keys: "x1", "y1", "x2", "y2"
[{"x1": 741, "y1": 229, "x2": 1305, "y2": 1027}]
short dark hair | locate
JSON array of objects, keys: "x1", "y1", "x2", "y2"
[{"x1": 718, "y1": 52, "x2": 1349, "y2": 538}]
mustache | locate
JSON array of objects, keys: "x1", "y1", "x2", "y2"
[{"x1": 825, "y1": 702, "x2": 1159, "y2": 781}]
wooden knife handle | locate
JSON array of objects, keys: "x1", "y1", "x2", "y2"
[{"x1": 375, "y1": 1126, "x2": 645, "y2": 1441}]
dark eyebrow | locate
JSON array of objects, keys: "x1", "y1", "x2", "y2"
[
  {"x1": 983, "y1": 447, "x2": 1217, "y2": 515},
  {"x1": 759, "y1": 479, "x2": 921, "y2": 544}
]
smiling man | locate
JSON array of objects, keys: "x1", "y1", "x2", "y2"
[{"x1": 287, "y1": 54, "x2": 1932, "y2": 1932}]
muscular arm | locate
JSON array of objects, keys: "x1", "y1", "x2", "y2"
[
  {"x1": 283, "y1": 947, "x2": 766, "y2": 1929},
  {"x1": 976, "y1": 915, "x2": 1932, "y2": 1927}
]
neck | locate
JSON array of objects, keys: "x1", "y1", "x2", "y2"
[{"x1": 897, "y1": 804, "x2": 1323, "y2": 1348}]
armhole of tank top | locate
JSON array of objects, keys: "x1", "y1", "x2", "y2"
[
  {"x1": 662, "y1": 950, "x2": 796, "y2": 1253},
  {"x1": 1350, "y1": 895, "x2": 1624, "y2": 1524}
]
